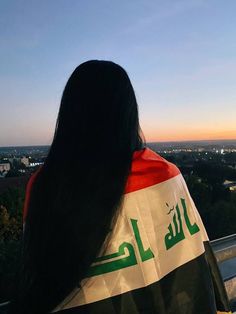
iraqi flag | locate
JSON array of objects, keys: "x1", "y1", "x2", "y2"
[{"x1": 25, "y1": 148, "x2": 231, "y2": 314}]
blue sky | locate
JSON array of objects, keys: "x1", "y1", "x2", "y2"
[{"x1": 1, "y1": 0, "x2": 236, "y2": 146}]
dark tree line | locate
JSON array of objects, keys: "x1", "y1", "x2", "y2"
[{"x1": 0, "y1": 188, "x2": 24, "y2": 303}]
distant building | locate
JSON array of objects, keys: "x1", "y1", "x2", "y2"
[
  {"x1": 0, "y1": 163, "x2": 11, "y2": 172},
  {"x1": 8, "y1": 157, "x2": 21, "y2": 164},
  {"x1": 223, "y1": 180, "x2": 236, "y2": 192},
  {"x1": 21, "y1": 156, "x2": 29, "y2": 167},
  {"x1": 0, "y1": 162, "x2": 11, "y2": 178}
]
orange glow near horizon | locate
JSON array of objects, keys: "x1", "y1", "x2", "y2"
[
  {"x1": 143, "y1": 128, "x2": 236, "y2": 143},
  {"x1": 4, "y1": 127, "x2": 235, "y2": 147}
]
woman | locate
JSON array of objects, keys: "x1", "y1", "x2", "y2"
[{"x1": 9, "y1": 60, "x2": 231, "y2": 314}]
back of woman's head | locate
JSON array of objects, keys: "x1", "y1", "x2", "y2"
[
  {"x1": 9, "y1": 60, "x2": 144, "y2": 314},
  {"x1": 53, "y1": 60, "x2": 142, "y2": 158}
]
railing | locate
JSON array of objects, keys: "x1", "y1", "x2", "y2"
[
  {"x1": 211, "y1": 234, "x2": 236, "y2": 311},
  {"x1": 211, "y1": 234, "x2": 236, "y2": 263},
  {"x1": 1, "y1": 235, "x2": 236, "y2": 313},
  {"x1": 0, "y1": 302, "x2": 9, "y2": 314}
]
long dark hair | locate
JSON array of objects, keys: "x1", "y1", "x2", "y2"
[{"x1": 10, "y1": 60, "x2": 144, "y2": 314}]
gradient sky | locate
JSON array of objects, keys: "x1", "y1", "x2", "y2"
[{"x1": 1, "y1": 0, "x2": 236, "y2": 146}]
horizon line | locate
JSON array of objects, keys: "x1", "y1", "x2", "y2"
[{"x1": 0, "y1": 138, "x2": 236, "y2": 148}]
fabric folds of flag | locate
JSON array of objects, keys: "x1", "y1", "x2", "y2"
[{"x1": 24, "y1": 148, "x2": 232, "y2": 314}]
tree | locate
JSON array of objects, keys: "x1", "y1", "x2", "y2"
[{"x1": 0, "y1": 187, "x2": 24, "y2": 303}]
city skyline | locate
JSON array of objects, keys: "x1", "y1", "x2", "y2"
[{"x1": 1, "y1": 1, "x2": 236, "y2": 146}]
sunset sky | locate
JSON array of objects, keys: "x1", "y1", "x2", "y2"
[{"x1": 1, "y1": 0, "x2": 236, "y2": 146}]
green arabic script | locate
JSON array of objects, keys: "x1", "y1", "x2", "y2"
[
  {"x1": 131, "y1": 219, "x2": 154, "y2": 261},
  {"x1": 87, "y1": 242, "x2": 137, "y2": 277},
  {"x1": 181, "y1": 198, "x2": 200, "y2": 235},
  {"x1": 165, "y1": 203, "x2": 185, "y2": 250},
  {"x1": 165, "y1": 198, "x2": 200, "y2": 250},
  {"x1": 87, "y1": 218, "x2": 154, "y2": 277}
]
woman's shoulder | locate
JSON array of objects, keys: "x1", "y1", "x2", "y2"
[{"x1": 125, "y1": 147, "x2": 180, "y2": 194}]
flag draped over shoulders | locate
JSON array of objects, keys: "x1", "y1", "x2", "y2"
[{"x1": 23, "y1": 148, "x2": 231, "y2": 314}]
